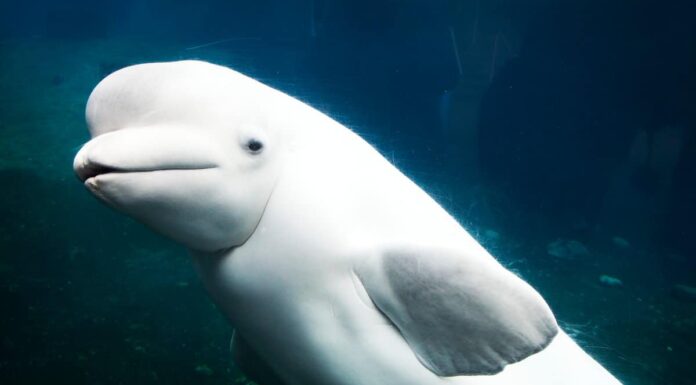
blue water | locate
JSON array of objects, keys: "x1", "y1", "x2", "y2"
[{"x1": 0, "y1": 1, "x2": 694, "y2": 384}]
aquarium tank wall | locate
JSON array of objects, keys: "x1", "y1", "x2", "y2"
[{"x1": 0, "y1": 0, "x2": 694, "y2": 384}]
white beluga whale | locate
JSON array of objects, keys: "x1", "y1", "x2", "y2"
[{"x1": 73, "y1": 60, "x2": 622, "y2": 385}]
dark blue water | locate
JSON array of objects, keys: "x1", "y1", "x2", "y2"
[{"x1": 0, "y1": 1, "x2": 694, "y2": 384}]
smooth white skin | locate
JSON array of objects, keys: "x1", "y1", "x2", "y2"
[{"x1": 74, "y1": 61, "x2": 622, "y2": 385}]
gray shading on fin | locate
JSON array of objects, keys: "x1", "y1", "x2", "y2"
[
  {"x1": 231, "y1": 330, "x2": 287, "y2": 385},
  {"x1": 356, "y1": 247, "x2": 558, "y2": 376}
]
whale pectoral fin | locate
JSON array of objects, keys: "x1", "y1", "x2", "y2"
[
  {"x1": 230, "y1": 330, "x2": 287, "y2": 385},
  {"x1": 355, "y1": 246, "x2": 559, "y2": 376}
]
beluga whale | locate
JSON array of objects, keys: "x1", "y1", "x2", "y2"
[{"x1": 73, "y1": 60, "x2": 622, "y2": 385}]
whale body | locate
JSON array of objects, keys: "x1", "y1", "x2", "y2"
[{"x1": 73, "y1": 60, "x2": 622, "y2": 385}]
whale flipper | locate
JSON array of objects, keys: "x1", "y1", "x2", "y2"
[
  {"x1": 231, "y1": 330, "x2": 287, "y2": 385},
  {"x1": 356, "y1": 246, "x2": 559, "y2": 376}
]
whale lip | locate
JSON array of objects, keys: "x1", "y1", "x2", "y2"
[
  {"x1": 75, "y1": 159, "x2": 218, "y2": 183},
  {"x1": 72, "y1": 127, "x2": 226, "y2": 183},
  {"x1": 76, "y1": 162, "x2": 119, "y2": 182}
]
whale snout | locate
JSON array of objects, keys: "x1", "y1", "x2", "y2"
[
  {"x1": 72, "y1": 145, "x2": 218, "y2": 183},
  {"x1": 73, "y1": 127, "x2": 226, "y2": 184},
  {"x1": 73, "y1": 158, "x2": 119, "y2": 182},
  {"x1": 73, "y1": 144, "x2": 120, "y2": 182}
]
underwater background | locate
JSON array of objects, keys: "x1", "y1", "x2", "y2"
[{"x1": 0, "y1": 0, "x2": 694, "y2": 384}]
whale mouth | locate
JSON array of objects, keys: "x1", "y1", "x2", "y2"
[
  {"x1": 73, "y1": 128, "x2": 225, "y2": 184},
  {"x1": 76, "y1": 160, "x2": 217, "y2": 183},
  {"x1": 77, "y1": 162, "x2": 120, "y2": 181}
]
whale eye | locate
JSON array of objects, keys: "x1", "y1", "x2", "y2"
[{"x1": 245, "y1": 138, "x2": 264, "y2": 154}]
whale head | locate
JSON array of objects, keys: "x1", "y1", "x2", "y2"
[{"x1": 73, "y1": 61, "x2": 285, "y2": 252}]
